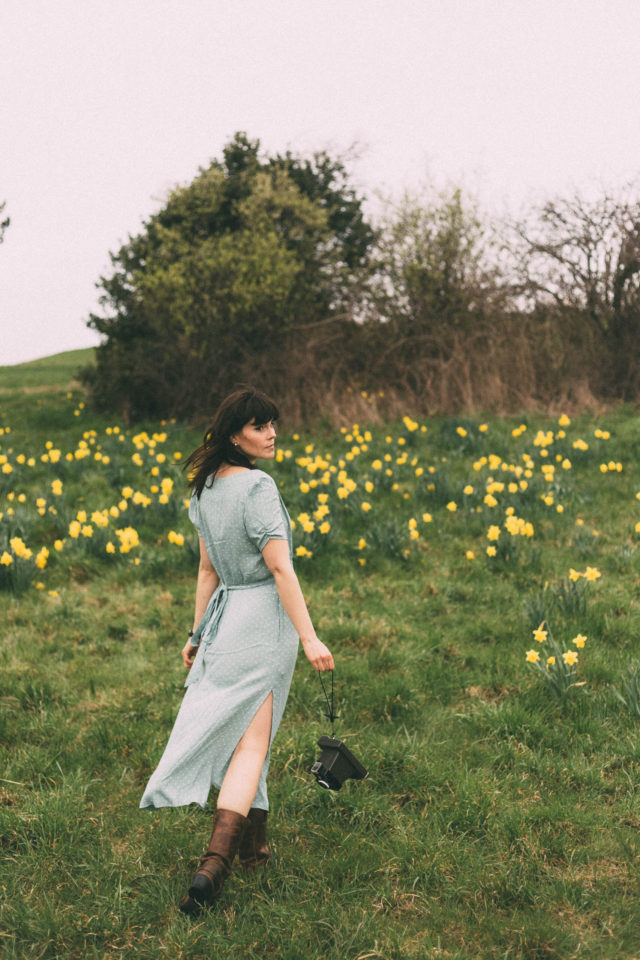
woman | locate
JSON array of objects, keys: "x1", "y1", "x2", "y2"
[{"x1": 140, "y1": 387, "x2": 334, "y2": 917}]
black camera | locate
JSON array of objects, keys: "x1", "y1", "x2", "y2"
[{"x1": 311, "y1": 735, "x2": 368, "y2": 791}]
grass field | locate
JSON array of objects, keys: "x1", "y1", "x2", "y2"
[{"x1": 2, "y1": 352, "x2": 640, "y2": 959}]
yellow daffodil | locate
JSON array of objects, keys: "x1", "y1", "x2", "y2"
[
  {"x1": 115, "y1": 526, "x2": 140, "y2": 553},
  {"x1": 10, "y1": 538, "x2": 33, "y2": 559},
  {"x1": 562, "y1": 650, "x2": 578, "y2": 666},
  {"x1": 533, "y1": 624, "x2": 547, "y2": 644},
  {"x1": 526, "y1": 649, "x2": 540, "y2": 663}
]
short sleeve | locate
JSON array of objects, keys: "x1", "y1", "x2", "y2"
[
  {"x1": 243, "y1": 476, "x2": 288, "y2": 551},
  {"x1": 188, "y1": 492, "x2": 204, "y2": 536}
]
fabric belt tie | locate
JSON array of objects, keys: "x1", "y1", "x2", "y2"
[{"x1": 185, "y1": 580, "x2": 273, "y2": 687}]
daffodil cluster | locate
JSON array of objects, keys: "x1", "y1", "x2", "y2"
[{"x1": 525, "y1": 621, "x2": 590, "y2": 697}]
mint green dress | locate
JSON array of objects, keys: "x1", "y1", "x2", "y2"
[{"x1": 140, "y1": 470, "x2": 298, "y2": 812}]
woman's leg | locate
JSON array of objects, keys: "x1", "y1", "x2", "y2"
[
  {"x1": 217, "y1": 692, "x2": 273, "y2": 816},
  {"x1": 180, "y1": 693, "x2": 274, "y2": 914}
]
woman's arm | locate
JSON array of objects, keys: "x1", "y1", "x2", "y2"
[
  {"x1": 191, "y1": 536, "x2": 220, "y2": 629},
  {"x1": 262, "y1": 539, "x2": 334, "y2": 671},
  {"x1": 181, "y1": 537, "x2": 220, "y2": 670}
]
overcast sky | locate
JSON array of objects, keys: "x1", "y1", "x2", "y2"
[{"x1": 2, "y1": 0, "x2": 640, "y2": 365}]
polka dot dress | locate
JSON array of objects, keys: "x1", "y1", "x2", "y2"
[{"x1": 139, "y1": 470, "x2": 298, "y2": 812}]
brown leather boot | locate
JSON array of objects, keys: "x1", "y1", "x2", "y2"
[
  {"x1": 179, "y1": 808, "x2": 247, "y2": 916},
  {"x1": 239, "y1": 807, "x2": 271, "y2": 870}
]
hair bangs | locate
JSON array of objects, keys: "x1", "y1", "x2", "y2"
[{"x1": 240, "y1": 391, "x2": 280, "y2": 427}]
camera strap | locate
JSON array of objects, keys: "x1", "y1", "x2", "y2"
[{"x1": 317, "y1": 669, "x2": 339, "y2": 737}]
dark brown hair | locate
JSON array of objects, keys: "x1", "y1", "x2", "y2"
[{"x1": 185, "y1": 387, "x2": 280, "y2": 497}]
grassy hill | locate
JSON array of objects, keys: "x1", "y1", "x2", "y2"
[
  {"x1": 1, "y1": 361, "x2": 640, "y2": 959},
  {"x1": 0, "y1": 347, "x2": 96, "y2": 391}
]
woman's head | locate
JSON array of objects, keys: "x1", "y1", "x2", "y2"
[{"x1": 185, "y1": 388, "x2": 280, "y2": 496}]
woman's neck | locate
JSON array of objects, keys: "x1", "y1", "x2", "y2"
[{"x1": 216, "y1": 461, "x2": 254, "y2": 478}]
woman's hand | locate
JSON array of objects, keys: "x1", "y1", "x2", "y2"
[
  {"x1": 181, "y1": 640, "x2": 199, "y2": 670},
  {"x1": 301, "y1": 636, "x2": 334, "y2": 671}
]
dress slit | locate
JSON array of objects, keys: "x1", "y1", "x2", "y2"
[
  {"x1": 229, "y1": 689, "x2": 274, "y2": 757},
  {"x1": 209, "y1": 688, "x2": 276, "y2": 811}
]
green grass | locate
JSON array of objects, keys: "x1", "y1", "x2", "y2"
[
  {"x1": 0, "y1": 347, "x2": 95, "y2": 391},
  {"x1": 1, "y1": 355, "x2": 640, "y2": 958}
]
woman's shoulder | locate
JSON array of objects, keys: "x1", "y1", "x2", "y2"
[
  {"x1": 217, "y1": 468, "x2": 274, "y2": 483},
  {"x1": 201, "y1": 468, "x2": 272, "y2": 486},
  {"x1": 245, "y1": 469, "x2": 279, "y2": 492},
  {"x1": 207, "y1": 468, "x2": 278, "y2": 495}
]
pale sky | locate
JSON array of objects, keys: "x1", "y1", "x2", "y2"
[{"x1": 1, "y1": 0, "x2": 639, "y2": 365}]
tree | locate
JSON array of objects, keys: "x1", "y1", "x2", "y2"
[
  {"x1": 367, "y1": 188, "x2": 509, "y2": 397},
  {"x1": 85, "y1": 134, "x2": 375, "y2": 420},
  {"x1": 375, "y1": 188, "x2": 503, "y2": 330},
  {"x1": 0, "y1": 201, "x2": 9, "y2": 245},
  {"x1": 509, "y1": 187, "x2": 640, "y2": 396}
]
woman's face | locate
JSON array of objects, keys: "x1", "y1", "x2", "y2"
[{"x1": 231, "y1": 419, "x2": 277, "y2": 462}]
